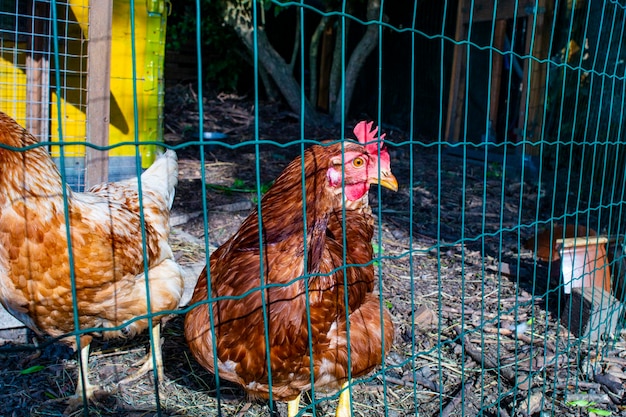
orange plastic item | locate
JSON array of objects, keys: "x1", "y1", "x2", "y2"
[{"x1": 557, "y1": 236, "x2": 611, "y2": 294}]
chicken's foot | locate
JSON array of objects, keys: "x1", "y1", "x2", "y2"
[
  {"x1": 119, "y1": 324, "x2": 164, "y2": 385},
  {"x1": 65, "y1": 343, "x2": 109, "y2": 412}
]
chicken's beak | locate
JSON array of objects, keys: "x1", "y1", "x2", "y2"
[{"x1": 371, "y1": 171, "x2": 398, "y2": 191}]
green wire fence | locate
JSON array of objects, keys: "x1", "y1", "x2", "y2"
[{"x1": 1, "y1": 0, "x2": 626, "y2": 416}]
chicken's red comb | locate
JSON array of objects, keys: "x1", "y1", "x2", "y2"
[{"x1": 353, "y1": 120, "x2": 386, "y2": 154}]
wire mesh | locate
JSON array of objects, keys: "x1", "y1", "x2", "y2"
[{"x1": 0, "y1": 0, "x2": 626, "y2": 416}]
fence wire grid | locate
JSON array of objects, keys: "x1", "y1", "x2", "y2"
[{"x1": 1, "y1": 0, "x2": 626, "y2": 416}]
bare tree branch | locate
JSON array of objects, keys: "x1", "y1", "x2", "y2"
[
  {"x1": 222, "y1": 0, "x2": 321, "y2": 124},
  {"x1": 221, "y1": 0, "x2": 384, "y2": 124},
  {"x1": 329, "y1": 11, "x2": 347, "y2": 116},
  {"x1": 288, "y1": 15, "x2": 300, "y2": 73},
  {"x1": 309, "y1": 15, "x2": 329, "y2": 107},
  {"x1": 332, "y1": 0, "x2": 382, "y2": 122}
]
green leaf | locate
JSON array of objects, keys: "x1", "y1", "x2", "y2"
[
  {"x1": 260, "y1": 181, "x2": 274, "y2": 194},
  {"x1": 44, "y1": 391, "x2": 58, "y2": 400},
  {"x1": 20, "y1": 365, "x2": 45, "y2": 375},
  {"x1": 207, "y1": 180, "x2": 273, "y2": 196},
  {"x1": 566, "y1": 399, "x2": 593, "y2": 407},
  {"x1": 588, "y1": 408, "x2": 612, "y2": 416},
  {"x1": 372, "y1": 242, "x2": 383, "y2": 254}
]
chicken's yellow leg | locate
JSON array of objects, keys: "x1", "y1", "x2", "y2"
[
  {"x1": 119, "y1": 324, "x2": 164, "y2": 384},
  {"x1": 64, "y1": 343, "x2": 97, "y2": 413},
  {"x1": 336, "y1": 381, "x2": 352, "y2": 417},
  {"x1": 287, "y1": 393, "x2": 302, "y2": 417},
  {"x1": 74, "y1": 343, "x2": 96, "y2": 400},
  {"x1": 150, "y1": 323, "x2": 165, "y2": 380}
]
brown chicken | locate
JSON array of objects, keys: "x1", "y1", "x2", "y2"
[
  {"x1": 185, "y1": 121, "x2": 397, "y2": 417},
  {"x1": 0, "y1": 111, "x2": 184, "y2": 402}
]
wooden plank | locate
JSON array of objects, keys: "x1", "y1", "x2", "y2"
[
  {"x1": 462, "y1": 0, "x2": 539, "y2": 24},
  {"x1": 523, "y1": 0, "x2": 551, "y2": 154},
  {"x1": 445, "y1": 0, "x2": 467, "y2": 142},
  {"x1": 489, "y1": 19, "x2": 507, "y2": 130},
  {"x1": 85, "y1": 0, "x2": 113, "y2": 189}
]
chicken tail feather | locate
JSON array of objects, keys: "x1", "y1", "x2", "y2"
[{"x1": 141, "y1": 149, "x2": 178, "y2": 209}]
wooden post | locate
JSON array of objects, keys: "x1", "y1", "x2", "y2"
[
  {"x1": 489, "y1": 20, "x2": 507, "y2": 131},
  {"x1": 444, "y1": 0, "x2": 466, "y2": 143},
  {"x1": 25, "y1": 0, "x2": 50, "y2": 140},
  {"x1": 85, "y1": 0, "x2": 113, "y2": 189},
  {"x1": 522, "y1": 0, "x2": 551, "y2": 155}
]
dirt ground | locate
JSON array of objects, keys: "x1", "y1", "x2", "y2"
[{"x1": 1, "y1": 87, "x2": 626, "y2": 416}]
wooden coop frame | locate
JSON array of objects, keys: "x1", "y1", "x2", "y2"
[
  {"x1": 445, "y1": 0, "x2": 552, "y2": 154},
  {"x1": 0, "y1": 0, "x2": 167, "y2": 190},
  {"x1": 85, "y1": 0, "x2": 113, "y2": 188}
]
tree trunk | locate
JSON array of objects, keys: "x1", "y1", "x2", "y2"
[
  {"x1": 288, "y1": 15, "x2": 300, "y2": 73},
  {"x1": 309, "y1": 15, "x2": 328, "y2": 107},
  {"x1": 222, "y1": 1, "x2": 322, "y2": 125},
  {"x1": 332, "y1": 0, "x2": 382, "y2": 122},
  {"x1": 235, "y1": 48, "x2": 281, "y2": 102},
  {"x1": 328, "y1": 15, "x2": 346, "y2": 117},
  {"x1": 220, "y1": 0, "x2": 382, "y2": 124}
]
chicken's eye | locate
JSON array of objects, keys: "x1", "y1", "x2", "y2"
[{"x1": 352, "y1": 157, "x2": 365, "y2": 168}]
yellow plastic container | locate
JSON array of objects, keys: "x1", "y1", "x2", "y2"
[{"x1": 0, "y1": 0, "x2": 167, "y2": 189}]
